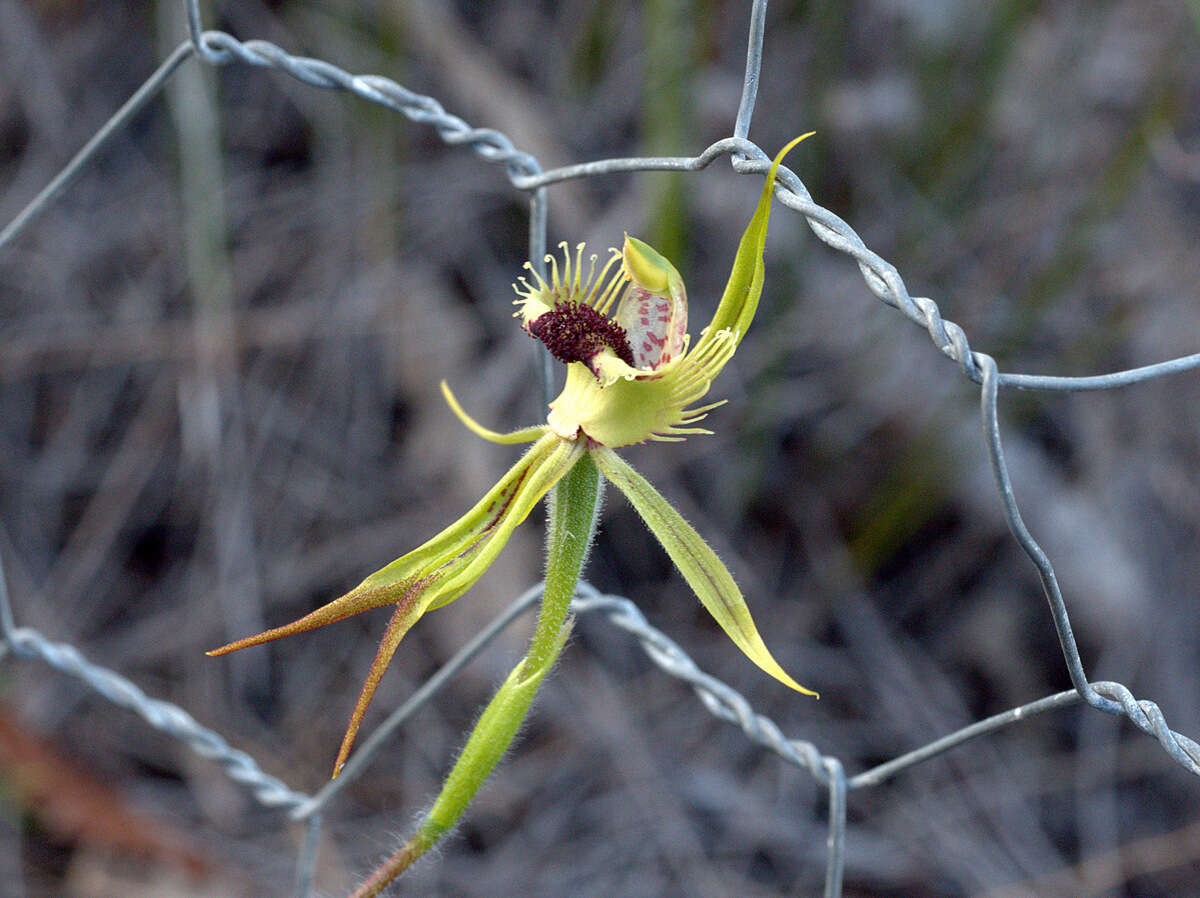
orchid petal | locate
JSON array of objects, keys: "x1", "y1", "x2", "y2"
[
  {"x1": 695, "y1": 132, "x2": 814, "y2": 356},
  {"x1": 591, "y1": 445, "x2": 817, "y2": 697},
  {"x1": 441, "y1": 381, "x2": 546, "y2": 444}
]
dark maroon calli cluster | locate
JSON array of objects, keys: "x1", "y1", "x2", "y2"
[{"x1": 526, "y1": 301, "x2": 635, "y2": 370}]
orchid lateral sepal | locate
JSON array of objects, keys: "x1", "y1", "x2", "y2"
[
  {"x1": 209, "y1": 430, "x2": 583, "y2": 776},
  {"x1": 613, "y1": 234, "x2": 688, "y2": 371},
  {"x1": 349, "y1": 454, "x2": 602, "y2": 898}
]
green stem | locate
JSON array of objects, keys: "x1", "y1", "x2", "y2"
[
  {"x1": 350, "y1": 452, "x2": 601, "y2": 897},
  {"x1": 529, "y1": 451, "x2": 601, "y2": 669}
]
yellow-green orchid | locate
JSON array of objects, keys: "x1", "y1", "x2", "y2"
[{"x1": 209, "y1": 134, "x2": 816, "y2": 781}]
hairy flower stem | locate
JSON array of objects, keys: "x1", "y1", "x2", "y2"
[{"x1": 350, "y1": 452, "x2": 601, "y2": 896}]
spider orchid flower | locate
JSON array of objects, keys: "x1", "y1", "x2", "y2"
[{"x1": 209, "y1": 135, "x2": 816, "y2": 779}]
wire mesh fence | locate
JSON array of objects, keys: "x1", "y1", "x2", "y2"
[{"x1": 3, "y1": 1, "x2": 1200, "y2": 894}]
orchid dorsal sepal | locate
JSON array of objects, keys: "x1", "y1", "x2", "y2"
[
  {"x1": 621, "y1": 235, "x2": 681, "y2": 294},
  {"x1": 614, "y1": 234, "x2": 689, "y2": 372}
]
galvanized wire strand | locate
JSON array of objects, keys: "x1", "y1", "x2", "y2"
[
  {"x1": 567, "y1": 586, "x2": 1197, "y2": 891},
  {"x1": 510, "y1": 137, "x2": 753, "y2": 187},
  {"x1": 0, "y1": 549, "x2": 322, "y2": 892},
  {"x1": 569, "y1": 585, "x2": 847, "y2": 898},
  {"x1": 1090, "y1": 681, "x2": 1200, "y2": 776},
  {"x1": 1, "y1": 539, "x2": 311, "y2": 818},
  {"x1": 529, "y1": 188, "x2": 557, "y2": 409},
  {"x1": 192, "y1": 30, "x2": 541, "y2": 181},
  {"x1": 570, "y1": 586, "x2": 834, "y2": 783},
  {"x1": 997, "y1": 352, "x2": 1200, "y2": 391},
  {"x1": 822, "y1": 756, "x2": 847, "y2": 898},
  {"x1": 733, "y1": 0, "x2": 769, "y2": 143},
  {"x1": 847, "y1": 689, "x2": 1083, "y2": 790},
  {"x1": 0, "y1": 550, "x2": 16, "y2": 646},
  {"x1": 978, "y1": 354, "x2": 1098, "y2": 703},
  {"x1": 567, "y1": 571, "x2": 1200, "y2": 792},
  {"x1": 295, "y1": 813, "x2": 321, "y2": 898},
  {"x1": 183, "y1": 0, "x2": 211, "y2": 62},
  {"x1": 0, "y1": 625, "x2": 310, "y2": 810},
  {"x1": 0, "y1": 0, "x2": 543, "y2": 238},
  {"x1": 979, "y1": 354, "x2": 1200, "y2": 777},
  {"x1": 0, "y1": 41, "x2": 197, "y2": 252}
]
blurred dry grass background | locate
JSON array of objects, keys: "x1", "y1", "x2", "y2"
[{"x1": 2, "y1": 0, "x2": 1200, "y2": 895}]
